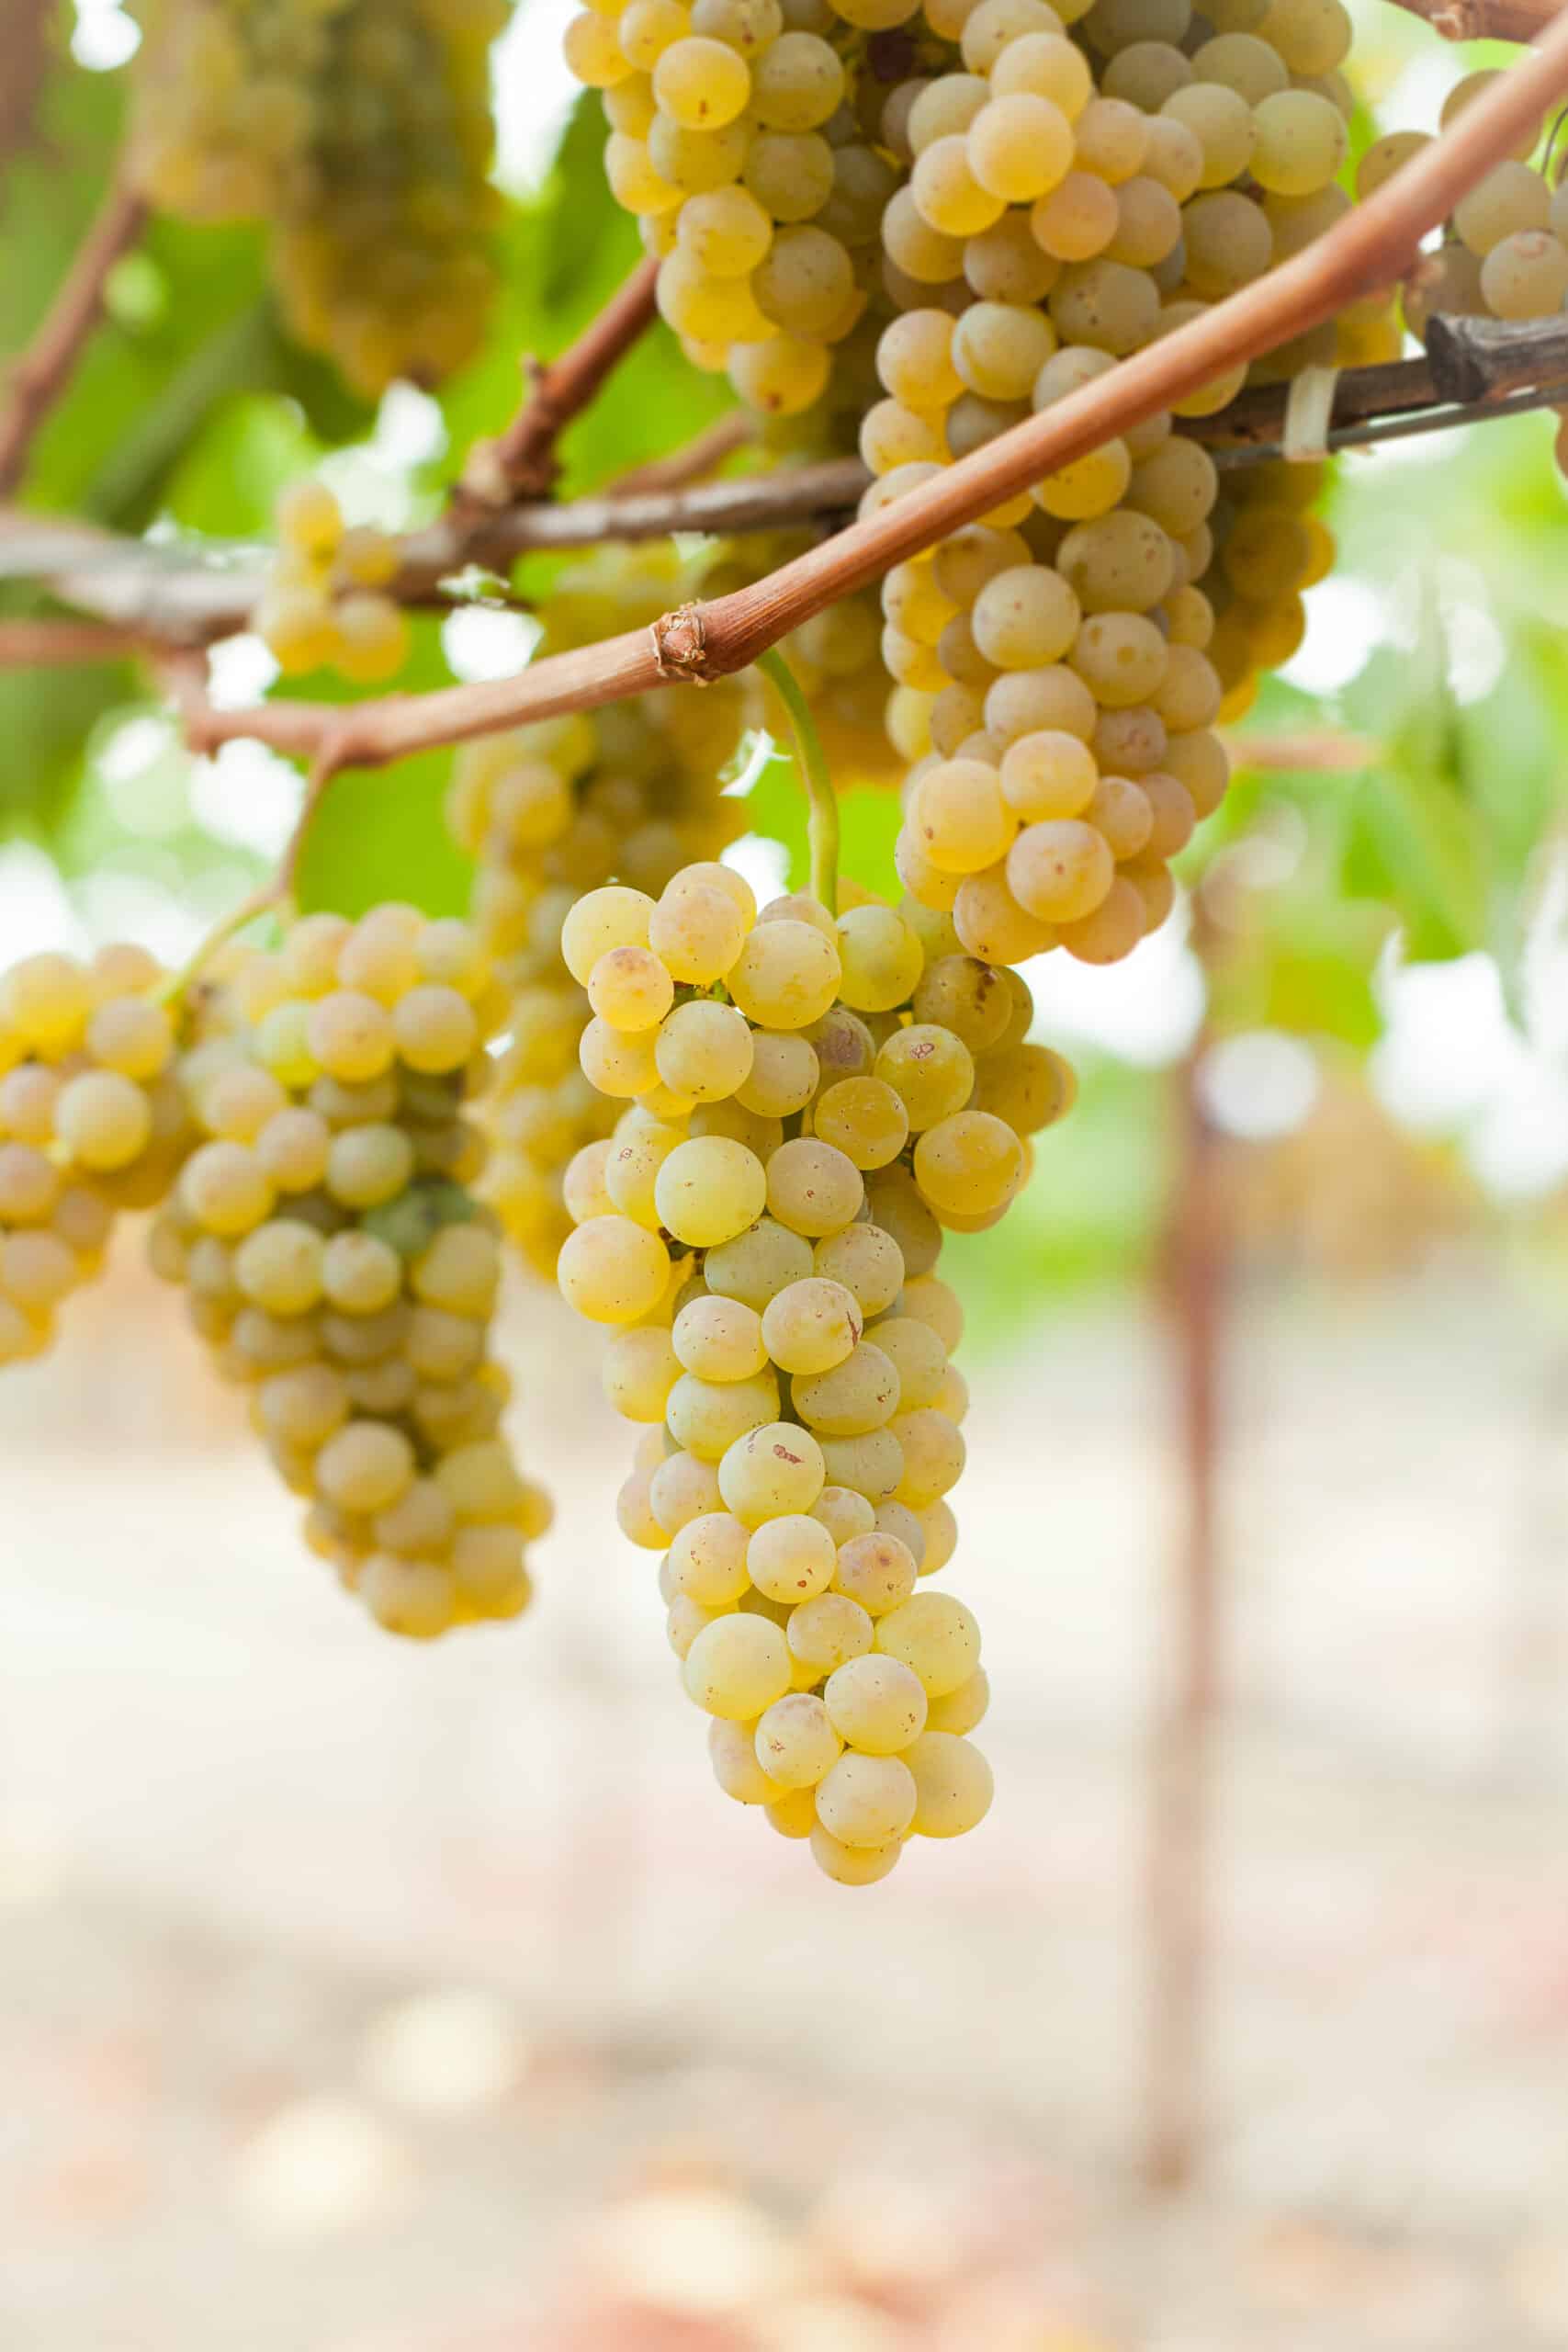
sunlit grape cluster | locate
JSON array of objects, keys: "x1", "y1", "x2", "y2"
[
  {"x1": 254, "y1": 480, "x2": 411, "y2": 683},
  {"x1": 0, "y1": 945, "x2": 186, "y2": 1369},
  {"x1": 555, "y1": 864, "x2": 1073, "y2": 1879},
  {"x1": 860, "y1": 0, "x2": 1382, "y2": 966},
  {"x1": 149, "y1": 906, "x2": 548, "y2": 1638},
  {"x1": 569, "y1": 0, "x2": 1381, "y2": 965},
  {"x1": 447, "y1": 549, "x2": 750, "y2": 1274},
  {"x1": 562, "y1": 0, "x2": 913, "y2": 415},
  {"x1": 130, "y1": 0, "x2": 503, "y2": 394}
]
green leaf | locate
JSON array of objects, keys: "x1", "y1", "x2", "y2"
[
  {"x1": 287, "y1": 618, "x2": 473, "y2": 919},
  {"x1": 0, "y1": 659, "x2": 134, "y2": 831}
]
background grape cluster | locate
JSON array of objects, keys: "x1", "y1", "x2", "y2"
[
  {"x1": 130, "y1": 0, "x2": 504, "y2": 393},
  {"x1": 146, "y1": 907, "x2": 548, "y2": 1638},
  {"x1": 0, "y1": 946, "x2": 186, "y2": 1367}
]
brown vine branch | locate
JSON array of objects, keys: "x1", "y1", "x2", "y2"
[
  {"x1": 1222, "y1": 729, "x2": 1383, "y2": 772},
  {"x1": 0, "y1": 172, "x2": 146, "y2": 500},
  {"x1": 452, "y1": 255, "x2": 660, "y2": 518},
  {"x1": 0, "y1": 0, "x2": 54, "y2": 175},
  {"x1": 165, "y1": 21, "x2": 1568, "y2": 771},
  {"x1": 1384, "y1": 0, "x2": 1563, "y2": 41},
  {"x1": 6, "y1": 307, "x2": 1568, "y2": 656},
  {"x1": 0, "y1": 617, "x2": 152, "y2": 667}
]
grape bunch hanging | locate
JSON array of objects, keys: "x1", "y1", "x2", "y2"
[
  {"x1": 130, "y1": 0, "x2": 504, "y2": 394},
  {"x1": 146, "y1": 905, "x2": 549, "y2": 1638},
  {"x1": 13, "y1": 0, "x2": 1564, "y2": 1882},
  {"x1": 560, "y1": 0, "x2": 1401, "y2": 975},
  {"x1": 552, "y1": 863, "x2": 1067, "y2": 1881}
]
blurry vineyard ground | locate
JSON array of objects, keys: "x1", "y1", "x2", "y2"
[{"x1": 6, "y1": 1224, "x2": 1568, "y2": 2352}]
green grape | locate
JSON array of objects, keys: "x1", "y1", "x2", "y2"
[
  {"x1": 704, "y1": 1216, "x2": 815, "y2": 1307},
  {"x1": 794, "y1": 1339, "x2": 902, "y2": 1437},
  {"x1": 747, "y1": 1510, "x2": 838, "y2": 1600},
  {"x1": 1249, "y1": 87, "x2": 1347, "y2": 195},
  {"x1": 972, "y1": 564, "x2": 1081, "y2": 668},
  {"x1": 728, "y1": 920, "x2": 841, "y2": 1026},
  {"x1": 558, "y1": 1214, "x2": 671, "y2": 1322},
  {"x1": 683, "y1": 1612, "x2": 792, "y2": 1718},
  {"x1": 787, "y1": 1589, "x2": 875, "y2": 1677},
  {"x1": 750, "y1": 29, "x2": 844, "y2": 127},
  {"x1": 668, "y1": 1510, "x2": 753, "y2": 1605},
  {"x1": 874, "y1": 1589, "x2": 981, "y2": 1695},
  {"x1": 1007, "y1": 817, "x2": 1115, "y2": 922},
  {"x1": 717, "y1": 1418, "x2": 827, "y2": 1521},
  {"x1": 754, "y1": 1690, "x2": 842, "y2": 1785},
  {"x1": 752, "y1": 223, "x2": 856, "y2": 335},
  {"x1": 672, "y1": 1291, "x2": 768, "y2": 1379},
  {"x1": 832, "y1": 1527, "x2": 919, "y2": 1614},
  {"x1": 654, "y1": 1135, "x2": 767, "y2": 1246},
  {"x1": 823, "y1": 1652, "x2": 928, "y2": 1753},
  {"x1": 1160, "y1": 82, "x2": 1254, "y2": 188},
  {"x1": 709, "y1": 1714, "x2": 779, "y2": 1804},
  {"x1": 655, "y1": 1000, "x2": 754, "y2": 1102},
  {"x1": 667, "y1": 1367, "x2": 782, "y2": 1455},
  {"x1": 765, "y1": 1136, "x2": 864, "y2": 1236},
  {"x1": 809, "y1": 1823, "x2": 902, "y2": 1883},
  {"x1": 1481, "y1": 229, "x2": 1568, "y2": 320},
  {"x1": 966, "y1": 93, "x2": 1074, "y2": 203},
  {"x1": 815, "y1": 1751, "x2": 917, "y2": 1846},
  {"x1": 911, "y1": 134, "x2": 1007, "y2": 238},
  {"x1": 1103, "y1": 39, "x2": 1193, "y2": 110},
  {"x1": 905, "y1": 1730, "x2": 995, "y2": 1835},
  {"x1": 813, "y1": 1222, "x2": 907, "y2": 1317}
]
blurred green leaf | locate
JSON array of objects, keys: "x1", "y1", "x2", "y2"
[{"x1": 288, "y1": 617, "x2": 473, "y2": 919}]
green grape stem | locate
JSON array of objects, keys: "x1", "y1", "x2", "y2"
[
  {"x1": 756, "y1": 646, "x2": 839, "y2": 916},
  {"x1": 156, "y1": 745, "x2": 341, "y2": 1005}
]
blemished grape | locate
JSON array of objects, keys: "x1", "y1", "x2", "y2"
[
  {"x1": 816, "y1": 1750, "x2": 918, "y2": 1846},
  {"x1": 684, "y1": 1611, "x2": 792, "y2": 1718},
  {"x1": 905, "y1": 1729, "x2": 995, "y2": 1834}
]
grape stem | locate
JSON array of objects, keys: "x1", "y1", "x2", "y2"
[
  {"x1": 449, "y1": 255, "x2": 660, "y2": 519},
  {"x1": 15, "y1": 313, "x2": 1568, "y2": 652},
  {"x1": 154, "y1": 745, "x2": 342, "y2": 1002},
  {"x1": 756, "y1": 647, "x2": 839, "y2": 916},
  {"x1": 154, "y1": 883, "x2": 279, "y2": 1007}
]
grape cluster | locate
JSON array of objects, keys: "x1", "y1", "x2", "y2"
[
  {"x1": 254, "y1": 481, "x2": 411, "y2": 684},
  {"x1": 0, "y1": 945, "x2": 186, "y2": 1368},
  {"x1": 130, "y1": 0, "x2": 503, "y2": 394},
  {"x1": 1381, "y1": 73, "x2": 1562, "y2": 334},
  {"x1": 562, "y1": 0, "x2": 910, "y2": 416},
  {"x1": 148, "y1": 906, "x2": 548, "y2": 1638},
  {"x1": 447, "y1": 550, "x2": 750, "y2": 1274},
  {"x1": 862, "y1": 0, "x2": 1383, "y2": 964},
  {"x1": 555, "y1": 865, "x2": 1072, "y2": 1878},
  {"x1": 569, "y1": 0, "x2": 1382, "y2": 964}
]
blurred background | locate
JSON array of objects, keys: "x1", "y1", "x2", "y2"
[{"x1": 8, "y1": 1, "x2": 1568, "y2": 2347}]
